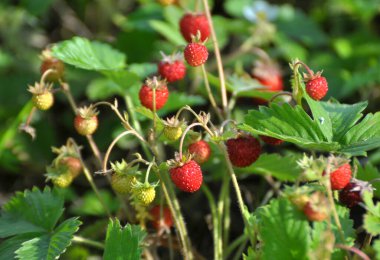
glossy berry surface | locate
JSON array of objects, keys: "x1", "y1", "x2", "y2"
[
  {"x1": 169, "y1": 160, "x2": 203, "y2": 192},
  {"x1": 306, "y1": 76, "x2": 328, "y2": 100},
  {"x1": 179, "y1": 13, "x2": 210, "y2": 42},
  {"x1": 188, "y1": 140, "x2": 211, "y2": 164},
  {"x1": 139, "y1": 84, "x2": 169, "y2": 111},
  {"x1": 74, "y1": 115, "x2": 98, "y2": 136},
  {"x1": 226, "y1": 135, "x2": 261, "y2": 167},
  {"x1": 184, "y1": 43, "x2": 208, "y2": 67},
  {"x1": 330, "y1": 164, "x2": 352, "y2": 190},
  {"x1": 158, "y1": 60, "x2": 186, "y2": 83}
]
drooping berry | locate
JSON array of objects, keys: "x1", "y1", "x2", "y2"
[
  {"x1": 226, "y1": 134, "x2": 261, "y2": 167},
  {"x1": 59, "y1": 156, "x2": 82, "y2": 178},
  {"x1": 329, "y1": 163, "x2": 352, "y2": 190},
  {"x1": 133, "y1": 184, "x2": 156, "y2": 206},
  {"x1": 169, "y1": 159, "x2": 203, "y2": 193},
  {"x1": 179, "y1": 13, "x2": 210, "y2": 42},
  {"x1": 110, "y1": 160, "x2": 139, "y2": 194},
  {"x1": 139, "y1": 77, "x2": 169, "y2": 111},
  {"x1": 28, "y1": 82, "x2": 54, "y2": 111},
  {"x1": 40, "y1": 49, "x2": 65, "y2": 82},
  {"x1": 184, "y1": 43, "x2": 208, "y2": 67},
  {"x1": 339, "y1": 179, "x2": 373, "y2": 208},
  {"x1": 188, "y1": 140, "x2": 211, "y2": 164},
  {"x1": 163, "y1": 117, "x2": 185, "y2": 141},
  {"x1": 74, "y1": 105, "x2": 99, "y2": 136},
  {"x1": 158, "y1": 52, "x2": 186, "y2": 83}
]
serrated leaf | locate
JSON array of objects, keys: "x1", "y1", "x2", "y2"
[
  {"x1": 340, "y1": 113, "x2": 380, "y2": 156},
  {"x1": 15, "y1": 218, "x2": 81, "y2": 260},
  {"x1": 52, "y1": 37, "x2": 126, "y2": 71},
  {"x1": 363, "y1": 192, "x2": 380, "y2": 236},
  {"x1": 354, "y1": 159, "x2": 380, "y2": 197},
  {"x1": 257, "y1": 198, "x2": 310, "y2": 260},
  {"x1": 103, "y1": 219, "x2": 146, "y2": 260},
  {"x1": 237, "y1": 153, "x2": 301, "y2": 181},
  {"x1": 0, "y1": 187, "x2": 64, "y2": 238},
  {"x1": 240, "y1": 103, "x2": 339, "y2": 151},
  {"x1": 0, "y1": 234, "x2": 36, "y2": 260}
]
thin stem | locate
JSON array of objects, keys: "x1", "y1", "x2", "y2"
[
  {"x1": 179, "y1": 122, "x2": 203, "y2": 158},
  {"x1": 86, "y1": 135, "x2": 103, "y2": 165},
  {"x1": 224, "y1": 233, "x2": 249, "y2": 260},
  {"x1": 201, "y1": 64, "x2": 223, "y2": 121},
  {"x1": 201, "y1": 0, "x2": 228, "y2": 117},
  {"x1": 102, "y1": 130, "x2": 134, "y2": 173},
  {"x1": 60, "y1": 82, "x2": 78, "y2": 112},
  {"x1": 144, "y1": 161, "x2": 155, "y2": 183},
  {"x1": 335, "y1": 244, "x2": 370, "y2": 260},
  {"x1": 295, "y1": 61, "x2": 314, "y2": 76},
  {"x1": 219, "y1": 119, "x2": 237, "y2": 133},
  {"x1": 72, "y1": 236, "x2": 105, "y2": 250},
  {"x1": 25, "y1": 107, "x2": 37, "y2": 126},
  {"x1": 40, "y1": 69, "x2": 55, "y2": 85},
  {"x1": 219, "y1": 174, "x2": 231, "y2": 252},
  {"x1": 202, "y1": 185, "x2": 222, "y2": 260}
]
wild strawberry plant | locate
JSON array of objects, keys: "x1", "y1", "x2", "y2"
[{"x1": 2, "y1": 1, "x2": 380, "y2": 260}]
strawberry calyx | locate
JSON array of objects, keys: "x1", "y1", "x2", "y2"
[
  {"x1": 145, "y1": 76, "x2": 167, "y2": 90},
  {"x1": 190, "y1": 30, "x2": 208, "y2": 44},
  {"x1": 163, "y1": 116, "x2": 186, "y2": 128},
  {"x1": 302, "y1": 70, "x2": 324, "y2": 82},
  {"x1": 111, "y1": 160, "x2": 141, "y2": 177},
  {"x1": 160, "y1": 51, "x2": 183, "y2": 64},
  {"x1": 77, "y1": 105, "x2": 99, "y2": 119},
  {"x1": 167, "y1": 152, "x2": 193, "y2": 168},
  {"x1": 28, "y1": 82, "x2": 53, "y2": 95},
  {"x1": 324, "y1": 156, "x2": 350, "y2": 174}
]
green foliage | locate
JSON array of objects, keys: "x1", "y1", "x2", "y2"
[
  {"x1": 363, "y1": 192, "x2": 380, "y2": 236},
  {"x1": 52, "y1": 37, "x2": 126, "y2": 71},
  {"x1": 237, "y1": 153, "x2": 302, "y2": 182},
  {"x1": 256, "y1": 198, "x2": 310, "y2": 260},
  {"x1": 103, "y1": 219, "x2": 146, "y2": 260},
  {"x1": 0, "y1": 187, "x2": 81, "y2": 260}
]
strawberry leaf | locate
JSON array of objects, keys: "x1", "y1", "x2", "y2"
[
  {"x1": 0, "y1": 187, "x2": 81, "y2": 260},
  {"x1": 240, "y1": 103, "x2": 339, "y2": 151},
  {"x1": 236, "y1": 153, "x2": 302, "y2": 182},
  {"x1": 256, "y1": 198, "x2": 310, "y2": 260},
  {"x1": 103, "y1": 219, "x2": 146, "y2": 260},
  {"x1": 363, "y1": 192, "x2": 380, "y2": 236},
  {"x1": 52, "y1": 37, "x2": 126, "y2": 71}
]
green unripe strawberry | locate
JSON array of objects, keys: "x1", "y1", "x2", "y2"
[
  {"x1": 28, "y1": 82, "x2": 54, "y2": 111},
  {"x1": 133, "y1": 184, "x2": 156, "y2": 206},
  {"x1": 52, "y1": 171, "x2": 73, "y2": 188},
  {"x1": 111, "y1": 174, "x2": 137, "y2": 194},
  {"x1": 163, "y1": 116, "x2": 185, "y2": 141}
]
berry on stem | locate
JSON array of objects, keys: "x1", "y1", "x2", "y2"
[
  {"x1": 188, "y1": 140, "x2": 211, "y2": 164},
  {"x1": 40, "y1": 49, "x2": 65, "y2": 82},
  {"x1": 339, "y1": 179, "x2": 373, "y2": 208},
  {"x1": 303, "y1": 192, "x2": 329, "y2": 222},
  {"x1": 74, "y1": 105, "x2": 99, "y2": 136},
  {"x1": 163, "y1": 116, "x2": 185, "y2": 141},
  {"x1": 149, "y1": 205, "x2": 173, "y2": 232},
  {"x1": 184, "y1": 42, "x2": 208, "y2": 67},
  {"x1": 168, "y1": 153, "x2": 203, "y2": 193},
  {"x1": 59, "y1": 156, "x2": 82, "y2": 178},
  {"x1": 133, "y1": 183, "x2": 156, "y2": 206},
  {"x1": 300, "y1": 62, "x2": 328, "y2": 101},
  {"x1": 158, "y1": 52, "x2": 186, "y2": 83},
  {"x1": 328, "y1": 163, "x2": 352, "y2": 190},
  {"x1": 28, "y1": 82, "x2": 54, "y2": 111},
  {"x1": 179, "y1": 13, "x2": 210, "y2": 43},
  {"x1": 110, "y1": 160, "x2": 139, "y2": 194},
  {"x1": 139, "y1": 77, "x2": 169, "y2": 111},
  {"x1": 226, "y1": 134, "x2": 261, "y2": 167}
]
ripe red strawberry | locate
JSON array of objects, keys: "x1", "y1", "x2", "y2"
[
  {"x1": 59, "y1": 156, "x2": 82, "y2": 178},
  {"x1": 329, "y1": 163, "x2": 352, "y2": 190},
  {"x1": 158, "y1": 52, "x2": 186, "y2": 83},
  {"x1": 139, "y1": 77, "x2": 169, "y2": 110},
  {"x1": 28, "y1": 82, "x2": 54, "y2": 111},
  {"x1": 306, "y1": 76, "x2": 328, "y2": 101},
  {"x1": 226, "y1": 135, "x2": 261, "y2": 167},
  {"x1": 260, "y1": 135, "x2": 284, "y2": 146},
  {"x1": 188, "y1": 140, "x2": 211, "y2": 164},
  {"x1": 169, "y1": 159, "x2": 203, "y2": 192},
  {"x1": 184, "y1": 43, "x2": 208, "y2": 67},
  {"x1": 179, "y1": 13, "x2": 210, "y2": 42},
  {"x1": 150, "y1": 205, "x2": 173, "y2": 231},
  {"x1": 339, "y1": 179, "x2": 372, "y2": 208},
  {"x1": 74, "y1": 105, "x2": 99, "y2": 136},
  {"x1": 40, "y1": 49, "x2": 64, "y2": 81}
]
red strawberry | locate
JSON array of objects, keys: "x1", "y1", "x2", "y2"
[
  {"x1": 306, "y1": 76, "x2": 328, "y2": 101},
  {"x1": 179, "y1": 13, "x2": 210, "y2": 42},
  {"x1": 139, "y1": 77, "x2": 169, "y2": 110},
  {"x1": 40, "y1": 49, "x2": 64, "y2": 81},
  {"x1": 260, "y1": 135, "x2": 284, "y2": 146},
  {"x1": 169, "y1": 160, "x2": 203, "y2": 192},
  {"x1": 184, "y1": 43, "x2": 208, "y2": 67},
  {"x1": 74, "y1": 105, "x2": 99, "y2": 136},
  {"x1": 256, "y1": 74, "x2": 283, "y2": 92},
  {"x1": 339, "y1": 179, "x2": 373, "y2": 208},
  {"x1": 158, "y1": 52, "x2": 186, "y2": 83},
  {"x1": 150, "y1": 205, "x2": 173, "y2": 231},
  {"x1": 226, "y1": 135, "x2": 261, "y2": 167},
  {"x1": 329, "y1": 164, "x2": 352, "y2": 190},
  {"x1": 188, "y1": 140, "x2": 211, "y2": 164}
]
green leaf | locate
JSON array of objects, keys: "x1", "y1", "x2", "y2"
[
  {"x1": 149, "y1": 20, "x2": 185, "y2": 46},
  {"x1": 355, "y1": 160, "x2": 380, "y2": 197},
  {"x1": 240, "y1": 103, "x2": 339, "y2": 151},
  {"x1": 237, "y1": 153, "x2": 302, "y2": 182},
  {"x1": 0, "y1": 187, "x2": 64, "y2": 238},
  {"x1": 257, "y1": 198, "x2": 310, "y2": 260},
  {"x1": 52, "y1": 37, "x2": 126, "y2": 71},
  {"x1": 15, "y1": 218, "x2": 81, "y2": 260},
  {"x1": 103, "y1": 219, "x2": 146, "y2": 260},
  {"x1": 0, "y1": 234, "x2": 36, "y2": 260},
  {"x1": 363, "y1": 192, "x2": 380, "y2": 236},
  {"x1": 374, "y1": 239, "x2": 380, "y2": 260},
  {"x1": 340, "y1": 113, "x2": 380, "y2": 156}
]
